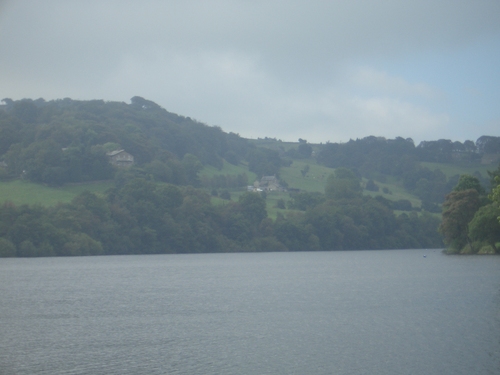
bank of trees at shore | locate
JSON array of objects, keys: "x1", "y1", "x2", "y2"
[
  {"x1": 0, "y1": 169, "x2": 443, "y2": 257},
  {"x1": 439, "y1": 167, "x2": 500, "y2": 254}
]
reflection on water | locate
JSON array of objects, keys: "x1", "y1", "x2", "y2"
[{"x1": 1, "y1": 249, "x2": 499, "y2": 375}]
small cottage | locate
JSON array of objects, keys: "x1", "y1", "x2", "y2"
[
  {"x1": 106, "y1": 149, "x2": 134, "y2": 168},
  {"x1": 255, "y1": 175, "x2": 283, "y2": 191}
]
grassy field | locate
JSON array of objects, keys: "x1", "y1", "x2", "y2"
[
  {"x1": 200, "y1": 160, "x2": 258, "y2": 183},
  {"x1": 0, "y1": 174, "x2": 423, "y2": 219},
  {"x1": 202, "y1": 157, "x2": 426, "y2": 213},
  {"x1": 362, "y1": 177, "x2": 423, "y2": 208},
  {"x1": 0, "y1": 180, "x2": 114, "y2": 207},
  {"x1": 204, "y1": 157, "x2": 426, "y2": 217},
  {"x1": 3, "y1": 156, "x2": 493, "y2": 213},
  {"x1": 281, "y1": 160, "x2": 424, "y2": 206},
  {"x1": 280, "y1": 159, "x2": 331, "y2": 192}
]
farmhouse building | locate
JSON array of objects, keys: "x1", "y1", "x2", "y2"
[
  {"x1": 106, "y1": 149, "x2": 134, "y2": 168},
  {"x1": 254, "y1": 175, "x2": 284, "y2": 191}
]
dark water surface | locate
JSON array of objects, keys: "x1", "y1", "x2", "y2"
[{"x1": 1, "y1": 250, "x2": 499, "y2": 374}]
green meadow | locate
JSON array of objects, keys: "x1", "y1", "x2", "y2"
[
  {"x1": 1, "y1": 157, "x2": 495, "y2": 217},
  {"x1": 204, "y1": 157, "x2": 430, "y2": 219},
  {"x1": 0, "y1": 180, "x2": 114, "y2": 207},
  {"x1": 199, "y1": 159, "x2": 257, "y2": 181}
]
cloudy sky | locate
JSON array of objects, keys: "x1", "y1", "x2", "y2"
[{"x1": 0, "y1": 0, "x2": 499, "y2": 144}]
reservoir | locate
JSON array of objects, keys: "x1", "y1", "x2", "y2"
[{"x1": 1, "y1": 249, "x2": 499, "y2": 374}]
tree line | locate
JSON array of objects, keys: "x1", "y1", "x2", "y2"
[
  {"x1": 315, "y1": 136, "x2": 496, "y2": 209},
  {"x1": 0, "y1": 169, "x2": 443, "y2": 257}
]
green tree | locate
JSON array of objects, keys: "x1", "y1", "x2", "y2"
[
  {"x1": 297, "y1": 143, "x2": 312, "y2": 158},
  {"x1": 72, "y1": 191, "x2": 110, "y2": 221},
  {"x1": 325, "y1": 168, "x2": 362, "y2": 200},
  {"x1": 468, "y1": 204, "x2": 500, "y2": 252},
  {"x1": 304, "y1": 202, "x2": 343, "y2": 250},
  {"x1": 488, "y1": 175, "x2": 500, "y2": 225},
  {"x1": 62, "y1": 233, "x2": 104, "y2": 256},
  {"x1": 247, "y1": 148, "x2": 282, "y2": 177},
  {"x1": 182, "y1": 153, "x2": 202, "y2": 187},
  {"x1": 237, "y1": 192, "x2": 267, "y2": 225},
  {"x1": 155, "y1": 184, "x2": 183, "y2": 211},
  {"x1": 288, "y1": 191, "x2": 325, "y2": 210},
  {"x1": 220, "y1": 190, "x2": 231, "y2": 200},
  {"x1": 12, "y1": 100, "x2": 39, "y2": 123},
  {"x1": 144, "y1": 160, "x2": 173, "y2": 182},
  {"x1": 0, "y1": 237, "x2": 16, "y2": 257},
  {"x1": 439, "y1": 189, "x2": 480, "y2": 252},
  {"x1": 274, "y1": 219, "x2": 311, "y2": 251},
  {"x1": 454, "y1": 174, "x2": 485, "y2": 194}
]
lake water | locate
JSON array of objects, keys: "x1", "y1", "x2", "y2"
[{"x1": 1, "y1": 249, "x2": 499, "y2": 375}]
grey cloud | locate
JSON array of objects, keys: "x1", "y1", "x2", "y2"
[{"x1": 0, "y1": 0, "x2": 498, "y2": 143}]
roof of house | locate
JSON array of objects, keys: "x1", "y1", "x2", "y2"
[{"x1": 106, "y1": 149, "x2": 126, "y2": 157}]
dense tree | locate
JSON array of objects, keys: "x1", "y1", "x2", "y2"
[
  {"x1": 476, "y1": 136, "x2": 500, "y2": 154},
  {"x1": 182, "y1": 153, "x2": 203, "y2": 187},
  {"x1": 453, "y1": 174, "x2": 485, "y2": 194},
  {"x1": 317, "y1": 136, "x2": 416, "y2": 176},
  {"x1": 297, "y1": 142, "x2": 313, "y2": 158},
  {"x1": 325, "y1": 168, "x2": 362, "y2": 200},
  {"x1": 220, "y1": 189, "x2": 231, "y2": 200},
  {"x1": 0, "y1": 180, "x2": 444, "y2": 257},
  {"x1": 487, "y1": 164, "x2": 500, "y2": 192},
  {"x1": 237, "y1": 192, "x2": 267, "y2": 226},
  {"x1": 288, "y1": 191, "x2": 325, "y2": 211},
  {"x1": 438, "y1": 166, "x2": 500, "y2": 254},
  {"x1": 490, "y1": 176, "x2": 500, "y2": 225},
  {"x1": 468, "y1": 204, "x2": 500, "y2": 252},
  {"x1": 0, "y1": 237, "x2": 16, "y2": 257},
  {"x1": 247, "y1": 148, "x2": 283, "y2": 177},
  {"x1": 11, "y1": 100, "x2": 39, "y2": 124},
  {"x1": 439, "y1": 189, "x2": 480, "y2": 252},
  {"x1": 274, "y1": 219, "x2": 315, "y2": 251}
]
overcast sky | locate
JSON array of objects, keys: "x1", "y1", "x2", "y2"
[{"x1": 0, "y1": 0, "x2": 499, "y2": 144}]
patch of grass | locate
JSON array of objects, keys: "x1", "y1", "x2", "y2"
[
  {"x1": 363, "y1": 177, "x2": 422, "y2": 208},
  {"x1": 264, "y1": 191, "x2": 293, "y2": 220},
  {"x1": 200, "y1": 160, "x2": 257, "y2": 182},
  {"x1": 280, "y1": 160, "x2": 332, "y2": 192},
  {"x1": 0, "y1": 180, "x2": 114, "y2": 207},
  {"x1": 281, "y1": 160, "x2": 426, "y2": 208}
]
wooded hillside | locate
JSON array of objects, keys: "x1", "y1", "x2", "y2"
[{"x1": 0, "y1": 97, "x2": 498, "y2": 257}]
